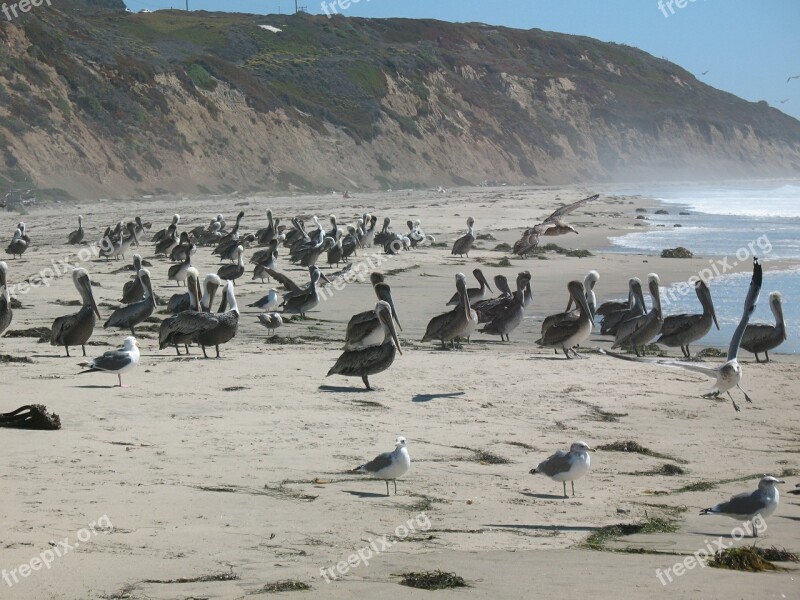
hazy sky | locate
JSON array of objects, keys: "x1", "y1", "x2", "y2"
[{"x1": 126, "y1": 0, "x2": 800, "y2": 121}]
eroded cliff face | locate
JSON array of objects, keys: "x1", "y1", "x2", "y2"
[{"x1": 1, "y1": 7, "x2": 798, "y2": 200}]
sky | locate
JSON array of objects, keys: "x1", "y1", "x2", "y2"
[{"x1": 125, "y1": 0, "x2": 800, "y2": 121}]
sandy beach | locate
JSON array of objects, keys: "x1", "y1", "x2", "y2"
[{"x1": 1, "y1": 187, "x2": 798, "y2": 599}]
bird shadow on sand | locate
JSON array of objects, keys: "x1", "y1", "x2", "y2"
[
  {"x1": 73, "y1": 384, "x2": 123, "y2": 389},
  {"x1": 520, "y1": 491, "x2": 570, "y2": 500},
  {"x1": 412, "y1": 392, "x2": 465, "y2": 403},
  {"x1": 342, "y1": 490, "x2": 389, "y2": 499},
  {"x1": 319, "y1": 385, "x2": 374, "y2": 393},
  {"x1": 526, "y1": 355, "x2": 574, "y2": 361},
  {"x1": 486, "y1": 523, "x2": 598, "y2": 533}
]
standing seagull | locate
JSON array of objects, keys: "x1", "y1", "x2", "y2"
[
  {"x1": 51, "y1": 268, "x2": 101, "y2": 357},
  {"x1": 601, "y1": 258, "x2": 762, "y2": 411},
  {"x1": 700, "y1": 476, "x2": 784, "y2": 537},
  {"x1": 328, "y1": 301, "x2": 402, "y2": 390},
  {"x1": 739, "y1": 291, "x2": 787, "y2": 362},
  {"x1": 530, "y1": 441, "x2": 594, "y2": 498},
  {"x1": 0, "y1": 262, "x2": 11, "y2": 336},
  {"x1": 352, "y1": 436, "x2": 411, "y2": 496},
  {"x1": 68, "y1": 215, "x2": 85, "y2": 245},
  {"x1": 451, "y1": 217, "x2": 475, "y2": 258},
  {"x1": 78, "y1": 336, "x2": 140, "y2": 388}
]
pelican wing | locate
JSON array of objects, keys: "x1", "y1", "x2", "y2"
[
  {"x1": 727, "y1": 259, "x2": 762, "y2": 361},
  {"x1": 658, "y1": 313, "x2": 702, "y2": 339},
  {"x1": 263, "y1": 268, "x2": 301, "y2": 292}
]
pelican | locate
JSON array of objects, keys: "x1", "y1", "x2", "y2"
[
  {"x1": 421, "y1": 273, "x2": 477, "y2": 348},
  {"x1": 513, "y1": 194, "x2": 599, "y2": 256},
  {"x1": 612, "y1": 274, "x2": 663, "y2": 356},
  {"x1": 120, "y1": 255, "x2": 145, "y2": 304},
  {"x1": 657, "y1": 280, "x2": 719, "y2": 358},
  {"x1": 0, "y1": 262, "x2": 11, "y2": 336},
  {"x1": 344, "y1": 272, "x2": 403, "y2": 350},
  {"x1": 283, "y1": 267, "x2": 322, "y2": 317},
  {"x1": 451, "y1": 217, "x2": 475, "y2": 258},
  {"x1": 217, "y1": 210, "x2": 245, "y2": 246},
  {"x1": 104, "y1": 269, "x2": 156, "y2": 336},
  {"x1": 169, "y1": 232, "x2": 194, "y2": 262},
  {"x1": 154, "y1": 225, "x2": 179, "y2": 257},
  {"x1": 327, "y1": 301, "x2": 402, "y2": 390},
  {"x1": 479, "y1": 290, "x2": 525, "y2": 341},
  {"x1": 257, "y1": 312, "x2": 283, "y2": 334},
  {"x1": 535, "y1": 280, "x2": 593, "y2": 358},
  {"x1": 600, "y1": 278, "x2": 646, "y2": 336},
  {"x1": 158, "y1": 270, "x2": 219, "y2": 355},
  {"x1": 541, "y1": 271, "x2": 599, "y2": 340},
  {"x1": 151, "y1": 214, "x2": 180, "y2": 243},
  {"x1": 446, "y1": 268, "x2": 494, "y2": 306},
  {"x1": 104, "y1": 222, "x2": 139, "y2": 260},
  {"x1": 68, "y1": 215, "x2": 84, "y2": 245},
  {"x1": 474, "y1": 275, "x2": 514, "y2": 323},
  {"x1": 168, "y1": 246, "x2": 195, "y2": 286},
  {"x1": 6, "y1": 228, "x2": 27, "y2": 259},
  {"x1": 217, "y1": 246, "x2": 245, "y2": 282},
  {"x1": 740, "y1": 291, "x2": 787, "y2": 362},
  {"x1": 196, "y1": 281, "x2": 240, "y2": 358},
  {"x1": 78, "y1": 336, "x2": 140, "y2": 387},
  {"x1": 601, "y1": 258, "x2": 762, "y2": 411},
  {"x1": 51, "y1": 268, "x2": 101, "y2": 357}
]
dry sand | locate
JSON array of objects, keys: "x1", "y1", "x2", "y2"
[{"x1": 0, "y1": 187, "x2": 798, "y2": 599}]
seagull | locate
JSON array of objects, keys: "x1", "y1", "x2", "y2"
[
  {"x1": 778, "y1": 98, "x2": 791, "y2": 104},
  {"x1": 257, "y1": 312, "x2": 283, "y2": 334},
  {"x1": 787, "y1": 75, "x2": 800, "y2": 83},
  {"x1": 701, "y1": 70, "x2": 710, "y2": 75},
  {"x1": 78, "y1": 336, "x2": 140, "y2": 387},
  {"x1": 530, "y1": 441, "x2": 594, "y2": 498},
  {"x1": 601, "y1": 258, "x2": 762, "y2": 411},
  {"x1": 700, "y1": 476, "x2": 784, "y2": 537},
  {"x1": 352, "y1": 436, "x2": 411, "y2": 496}
]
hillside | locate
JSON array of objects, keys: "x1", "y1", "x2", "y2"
[{"x1": 1, "y1": 3, "x2": 799, "y2": 199}]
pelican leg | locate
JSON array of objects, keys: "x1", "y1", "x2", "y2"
[
  {"x1": 202, "y1": 345, "x2": 209, "y2": 359},
  {"x1": 215, "y1": 345, "x2": 221, "y2": 358},
  {"x1": 184, "y1": 344, "x2": 190, "y2": 354},
  {"x1": 765, "y1": 351, "x2": 770, "y2": 363},
  {"x1": 752, "y1": 521, "x2": 759, "y2": 538},
  {"x1": 65, "y1": 345, "x2": 71, "y2": 358},
  {"x1": 554, "y1": 348, "x2": 558, "y2": 355},
  {"x1": 737, "y1": 385, "x2": 754, "y2": 404},
  {"x1": 174, "y1": 344, "x2": 181, "y2": 356},
  {"x1": 726, "y1": 391, "x2": 741, "y2": 412},
  {"x1": 82, "y1": 345, "x2": 87, "y2": 357},
  {"x1": 362, "y1": 375, "x2": 371, "y2": 390},
  {"x1": 563, "y1": 347, "x2": 571, "y2": 359},
  {"x1": 754, "y1": 353, "x2": 761, "y2": 363},
  {"x1": 130, "y1": 327, "x2": 136, "y2": 336}
]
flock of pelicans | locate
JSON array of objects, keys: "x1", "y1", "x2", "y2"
[{"x1": 1, "y1": 194, "x2": 797, "y2": 531}]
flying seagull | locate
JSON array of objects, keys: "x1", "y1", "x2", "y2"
[
  {"x1": 601, "y1": 258, "x2": 762, "y2": 411},
  {"x1": 700, "y1": 476, "x2": 784, "y2": 537},
  {"x1": 787, "y1": 75, "x2": 800, "y2": 83},
  {"x1": 530, "y1": 441, "x2": 594, "y2": 498},
  {"x1": 701, "y1": 70, "x2": 710, "y2": 75},
  {"x1": 778, "y1": 98, "x2": 791, "y2": 104},
  {"x1": 352, "y1": 436, "x2": 411, "y2": 496},
  {"x1": 78, "y1": 336, "x2": 140, "y2": 387}
]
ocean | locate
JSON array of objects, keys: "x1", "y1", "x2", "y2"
[{"x1": 603, "y1": 182, "x2": 800, "y2": 354}]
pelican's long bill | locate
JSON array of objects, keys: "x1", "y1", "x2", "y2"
[{"x1": 378, "y1": 302, "x2": 402, "y2": 355}]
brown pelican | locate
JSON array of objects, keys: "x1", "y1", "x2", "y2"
[
  {"x1": 657, "y1": 280, "x2": 719, "y2": 358},
  {"x1": 530, "y1": 441, "x2": 593, "y2": 498},
  {"x1": 612, "y1": 274, "x2": 663, "y2": 356},
  {"x1": 740, "y1": 291, "x2": 786, "y2": 362},
  {"x1": 218, "y1": 233, "x2": 255, "y2": 263},
  {"x1": 217, "y1": 246, "x2": 245, "y2": 282},
  {"x1": 168, "y1": 246, "x2": 195, "y2": 286},
  {"x1": 154, "y1": 225, "x2": 179, "y2": 257},
  {"x1": 474, "y1": 275, "x2": 514, "y2": 323},
  {"x1": 169, "y1": 232, "x2": 193, "y2": 262},
  {"x1": 699, "y1": 476, "x2": 783, "y2": 538},
  {"x1": 257, "y1": 312, "x2": 283, "y2": 334},
  {"x1": 6, "y1": 228, "x2": 27, "y2": 259},
  {"x1": 535, "y1": 280, "x2": 593, "y2": 358},
  {"x1": 0, "y1": 262, "x2": 11, "y2": 336},
  {"x1": 104, "y1": 269, "x2": 156, "y2": 336},
  {"x1": 373, "y1": 217, "x2": 393, "y2": 247},
  {"x1": 479, "y1": 290, "x2": 525, "y2": 341},
  {"x1": 421, "y1": 273, "x2": 477, "y2": 348},
  {"x1": 328, "y1": 301, "x2": 402, "y2": 390},
  {"x1": 151, "y1": 214, "x2": 180, "y2": 243},
  {"x1": 159, "y1": 270, "x2": 218, "y2": 355},
  {"x1": 68, "y1": 215, "x2": 84, "y2": 245},
  {"x1": 601, "y1": 258, "x2": 762, "y2": 411},
  {"x1": 600, "y1": 278, "x2": 646, "y2": 336},
  {"x1": 283, "y1": 267, "x2": 322, "y2": 317},
  {"x1": 513, "y1": 194, "x2": 599, "y2": 256},
  {"x1": 541, "y1": 271, "x2": 599, "y2": 341},
  {"x1": 196, "y1": 281, "x2": 240, "y2": 358},
  {"x1": 361, "y1": 215, "x2": 377, "y2": 248},
  {"x1": 216, "y1": 210, "x2": 245, "y2": 247},
  {"x1": 327, "y1": 230, "x2": 344, "y2": 267},
  {"x1": 51, "y1": 268, "x2": 101, "y2": 357},
  {"x1": 104, "y1": 222, "x2": 139, "y2": 260},
  {"x1": 451, "y1": 217, "x2": 475, "y2": 258},
  {"x1": 344, "y1": 272, "x2": 403, "y2": 350},
  {"x1": 78, "y1": 336, "x2": 140, "y2": 388},
  {"x1": 352, "y1": 436, "x2": 410, "y2": 495},
  {"x1": 446, "y1": 268, "x2": 494, "y2": 306},
  {"x1": 120, "y1": 255, "x2": 145, "y2": 304}
]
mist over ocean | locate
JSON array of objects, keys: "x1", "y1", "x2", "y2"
[{"x1": 604, "y1": 183, "x2": 800, "y2": 354}]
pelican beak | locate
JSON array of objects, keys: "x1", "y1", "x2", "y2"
[
  {"x1": 377, "y1": 286, "x2": 403, "y2": 331},
  {"x1": 711, "y1": 307, "x2": 719, "y2": 330},
  {"x1": 85, "y1": 277, "x2": 101, "y2": 319},
  {"x1": 320, "y1": 272, "x2": 333, "y2": 285},
  {"x1": 380, "y1": 306, "x2": 402, "y2": 355}
]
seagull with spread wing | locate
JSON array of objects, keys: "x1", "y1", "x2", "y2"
[
  {"x1": 601, "y1": 258, "x2": 762, "y2": 411},
  {"x1": 513, "y1": 194, "x2": 599, "y2": 257}
]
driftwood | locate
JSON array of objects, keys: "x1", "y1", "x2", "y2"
[{"x1": 0, "y1": 405, "x2": 61, "y2": 430}]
